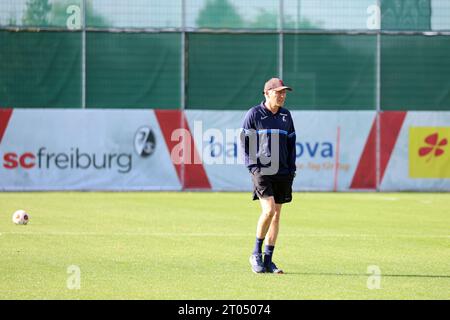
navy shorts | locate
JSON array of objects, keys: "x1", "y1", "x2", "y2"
[{"x1": 251, "y1": 170, "x2": 294, "y2": 204}]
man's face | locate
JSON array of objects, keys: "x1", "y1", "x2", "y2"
[{"x1": 266, "y1": 89, "x2": 287, "y2": 108}]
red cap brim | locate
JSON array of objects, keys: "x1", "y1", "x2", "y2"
[{"x1": 273, "y1": 86, "x2": 292, "y2": 91}]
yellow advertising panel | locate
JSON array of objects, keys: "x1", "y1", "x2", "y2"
[{"x1": 409, "y1": 127, "x2": 450, "y2": 178}]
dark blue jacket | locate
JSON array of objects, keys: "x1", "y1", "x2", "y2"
[{"x1": 240, "y1": 102, "x2": 296, "y2": 175}]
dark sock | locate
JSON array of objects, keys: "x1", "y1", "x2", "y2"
[
  {"x1": 264, "y1": 245, "x2": 275, "y2": 265},
  {"x1": 252, "y1": 237, "x2": 264, "y2": 255}
]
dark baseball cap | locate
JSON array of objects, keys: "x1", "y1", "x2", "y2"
[{"x1": 263, "y1": 77, "x2": 292, "y2": 94}]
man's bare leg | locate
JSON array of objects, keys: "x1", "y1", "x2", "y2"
[{"x1": 251, "y1": 198, "x2": 284, "y2": 273}]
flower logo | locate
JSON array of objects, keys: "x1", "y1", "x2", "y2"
[{"x1": 418, "y1": 133, "x2": 447, "y2": 162}]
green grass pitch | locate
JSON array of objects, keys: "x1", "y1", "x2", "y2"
[{"x1": 0, "y1": 192, "x2": 449, "y2": 299}]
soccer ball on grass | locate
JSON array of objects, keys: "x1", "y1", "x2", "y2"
[{"x1": 12, "y1": 210, "x2": 30, "y2": 225}]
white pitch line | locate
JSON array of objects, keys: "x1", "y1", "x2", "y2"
[
  {"x1": 380, "y1": 197, "x2": 398, "y2": 201},
  {"x1": 0, "y1": 231, "x2": 449, "y2": 239}
]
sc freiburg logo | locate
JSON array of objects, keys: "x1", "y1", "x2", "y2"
[{"x1": 134, "y1": 126, "x2": 156, "y2": 157}]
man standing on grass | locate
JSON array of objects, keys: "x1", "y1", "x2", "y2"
[{"x1": 240, "y1": 78, "x2": 297, "y2": 274}]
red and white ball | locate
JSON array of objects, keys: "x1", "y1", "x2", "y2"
[{"x1": 12, "y1": 210, "x2": 30, "y2": 225}]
